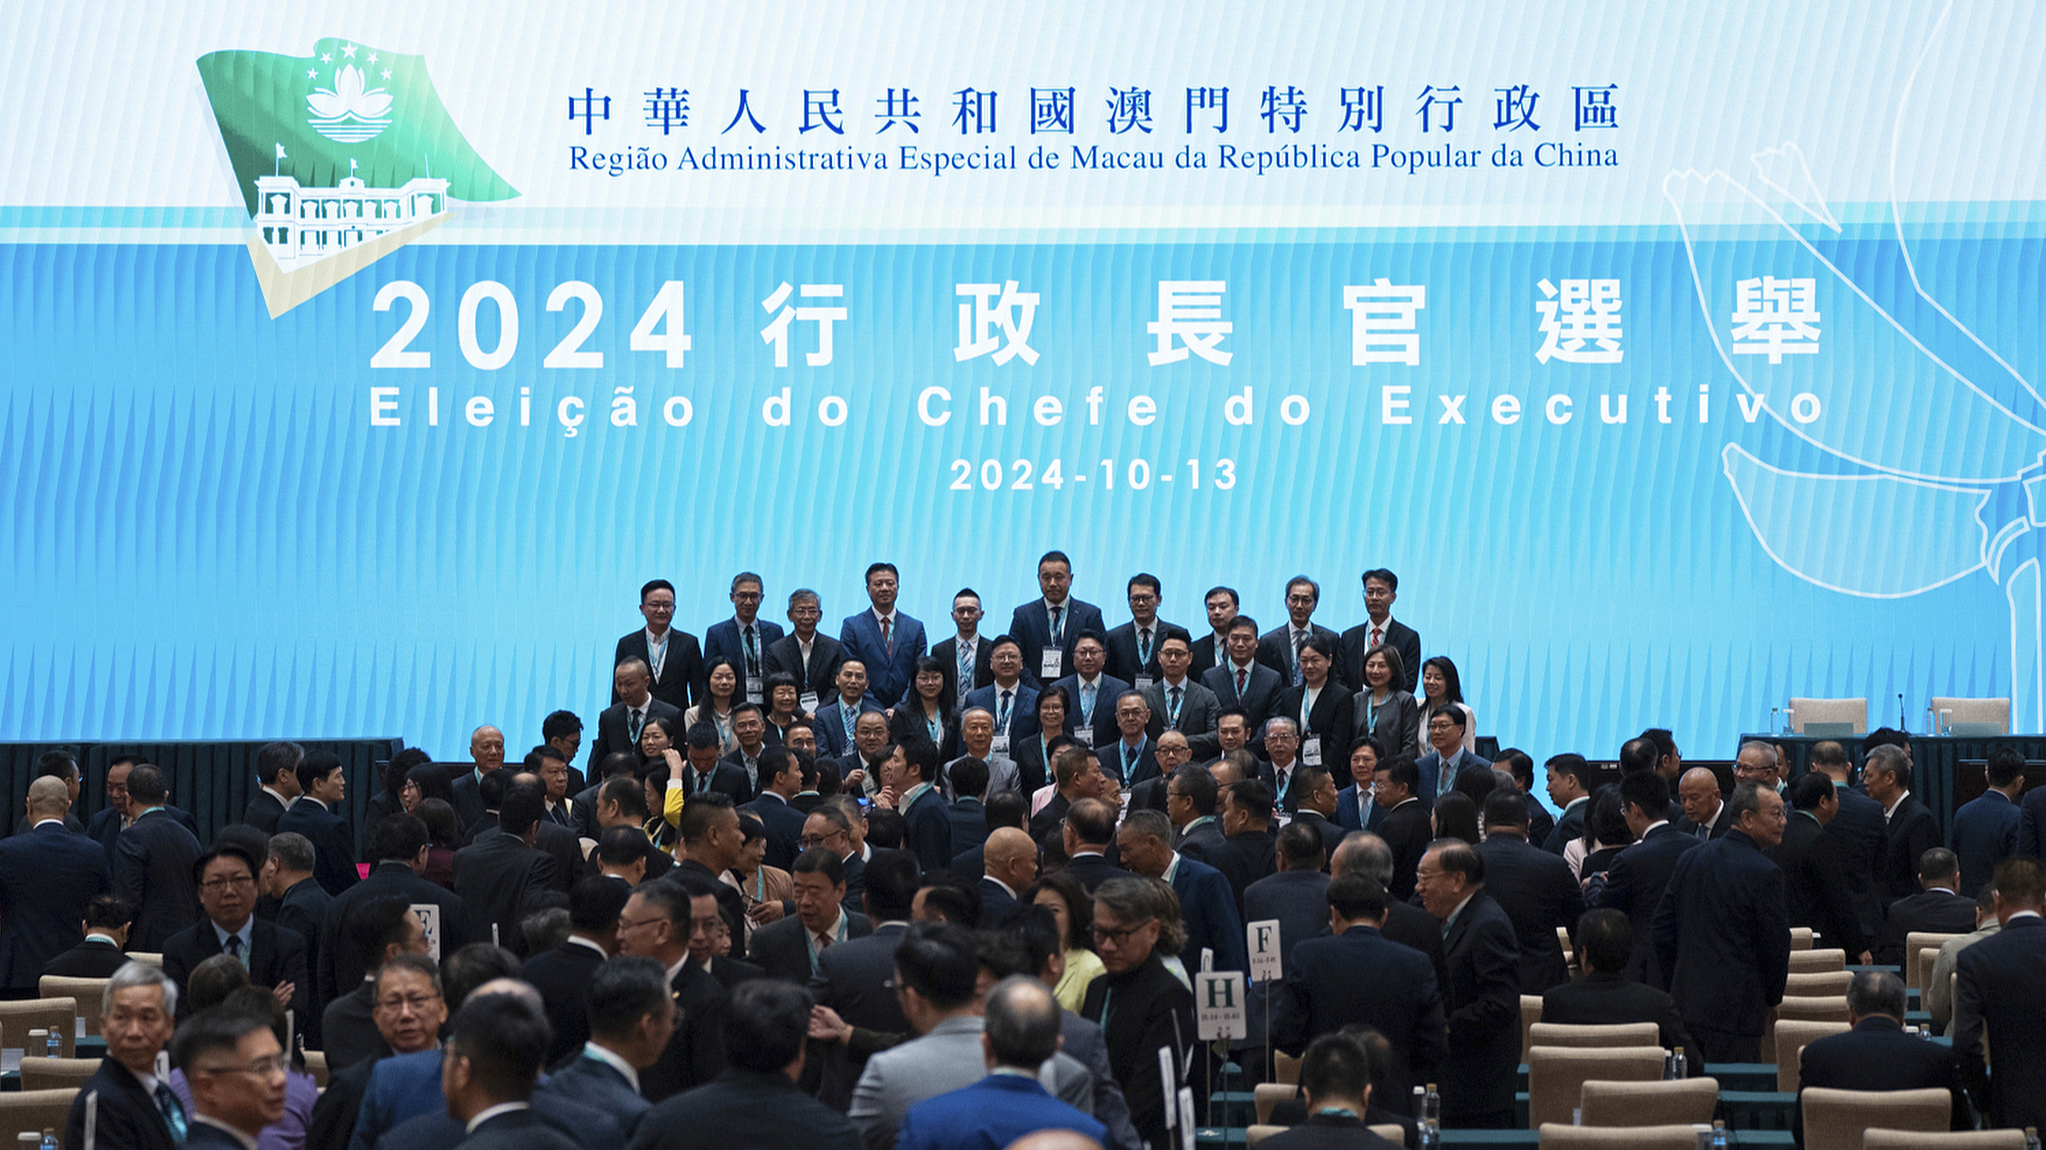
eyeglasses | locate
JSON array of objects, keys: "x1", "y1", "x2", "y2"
[
  {"x1": 799, "y1": 834, "x2": 846, "y2": 848},
  {"x1": 1093, "y1": 919, "x2": 1155, "y2": 947},
  {"x1": 201, "y1": 876, "x2": 256, "y2": 890},
  {"x1": 195, "y1": 1054, "x2": 289, "y2": 1078},
  {"x1": 643, "y1": 601, "x2": 677, "y2": 612},
  {"x1": 376, "y1": 992, "x2": 442, "y2": 1013},
  {"x1": 617, "y1": 916, "x2": 667, "y2": 932}
]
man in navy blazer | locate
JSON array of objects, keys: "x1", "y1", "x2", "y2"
[
  {"x1": 1243, "y1": 824, "x2": 1330, "y2": 1043},
  {"x1": 702, "y1": 572, "x2": 784, "y2": 705},
  {"x1": 814, "y1": 662, "x2": 885, "y2": 760},
  {"x1": 0, "y1": 778, "x2": 112, "y2": 993},
  {"x1": 744, "y1": 747, "x2": 810, "y2": 871},
  {"x1": 1120, "y1": 810, "x2": 1245, "y2": 973},
  {"x1": 1955, "y1": 745, "x2": 2024, "y2": 896},
  {"x1": 1797, "y1": 970, "x2": 1966, "y2": 1143},
  {"x1": 1955, "y1": 857, "x2": 2046, "y2": 1130},
  {"x1": 1276, "y1": 872, "x2": 1447, "y2": 1112},
  {"x1": 839, "y1": 562, "x2": 927, "y2": 710},
  {"x1": 1542, "y1": 909, "x2": 1703, "y2": 1072},
  {"x1": 1652, "y1": 782, "x2": 1792, "y2": 1063},
  {"x1": 88, "y1": 757, "x2": 199, "y2": 865},
  {"x1": 895, "y1": 976, "x2": 1107, "y2": 1150},
  {"x1": 963, "y1": 638, "x2": 1038, "y2": 747},
  {"x1": 1808, "y1": 742, "x2": 1887, "y2": 942},
  {"x1": 275, "y1": 751, "x2": 361, "y2": 896},
  {"x1": 892, "y1": 744, "x2": 955, "y2": 875},
  {"x1": 1587, "y1": 770, "x2": 1699, "y2": 985},
  {"x1": 1255, "y1": 576, "x2": 1340, "y2": 688},
  {"x1": 1104, "y1": 573, "x2": 1192, "y2": 687},
  {"x1": 1205, "y1": 617, "x2": 1284, "y2": 732},
  {"x1": 613, "y1": 578, "x2": 705, "y2": 711},
  {"x1": 1475, "y1": 791, "x2": 1582, "y2": 994},
  {"x1": 1417, "y1": 709, "x2": 1491, "y2": 805},
  {"x1": 115, "y1": 765, "x2": 204, "y2": 953},
  {"x1": 1050, "y1": 632, "x2": 1132, "y2": 750},
  {"x1": 1007, "y1": 550, "x2": 1106, "y2": 687},
  {"x1": 1337, "y1": 569, "x2": 1423, "y2": 693}
]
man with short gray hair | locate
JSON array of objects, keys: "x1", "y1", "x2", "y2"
[
  {"x1": 894, "y1": 975, "x2": 1107, "y2": 1150},
  {"x1": 1795, "y1": 970, "x2": 1966, "y2": 1137},
  {"x1": 1866, "y1": 744, "x2": 1941, "y2": 901},
  {"x1": 67, "y1": 961, "x2": 182, "y2": 1150}
]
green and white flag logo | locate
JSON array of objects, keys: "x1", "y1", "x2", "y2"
[{"x1": 196, "y1": 37, "x2": 518, "y2": 317}]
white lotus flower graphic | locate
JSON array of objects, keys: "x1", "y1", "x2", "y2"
[{"x1": 307, "y1": 63, "x2": 393, "y2": 143}]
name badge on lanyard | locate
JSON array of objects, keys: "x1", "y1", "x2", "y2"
[
  {"x1": 799, "y1": 690, "x2": 821, "y2": 714},
  {"x1": 992, "y1": 733, "x2": 1011, "y2": 757},
  {"x1": 1040, "y1": 647, "x2": 1063, "y2": 680},
  {"x1": 745, "y1": 676, "x2": 764, "y2": 703},
  {"x1": 1134, "y1": 675, "x2": 1156, "y2": 693},
  {"x1": 1302, "y1": 737, "x2": 1324, "y2": 767}
]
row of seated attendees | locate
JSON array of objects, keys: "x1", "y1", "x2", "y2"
[{"x1": 5, "y1": 713, "x2": 2044, "y2": 1145}]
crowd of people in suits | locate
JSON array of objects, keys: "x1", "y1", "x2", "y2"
[{"x1": 7, "y1": 555, "x2": 2046, "y2": 1147}]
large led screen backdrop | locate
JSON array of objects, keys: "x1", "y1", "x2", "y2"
[{"x1": 4, "y1": 1, "x2": 2042, "y2": 756}]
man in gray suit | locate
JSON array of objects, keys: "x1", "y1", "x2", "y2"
[
  {"x1": 1143, "y1": 634, "x2": 1223, "y2": 761},
  {"x1": 847, "y1": 921, "x2": 1094, "y2": 1150}
]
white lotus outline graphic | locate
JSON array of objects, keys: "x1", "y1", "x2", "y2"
[
  {"x1": 307, "y1": 63, "x2": 393, "y2": 143},
  {"x1": 1665, "y1": 0, "x2": 2046, "y2": 727}
]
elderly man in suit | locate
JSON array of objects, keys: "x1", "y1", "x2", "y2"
[
  {"x1": 749, "y1": 849, "x2": 875, "y2": 982},
  {"x1": 161, "y1": 846, "x2": 308, "y2": 1022},
  {"x1": 1051, "y1": 633, "x2": 1133, "y2": 753},
  {"x1": 1205, "y1": 617, "x2": 1283, "y2": 733},
  {"x1": 614, "y1": 578, "x2": 706, "y2": 712},
  {"x1": 1797, "y1": 970, "x2": 1966, "y2": 1142},
  {"x1": 1245, "y1": 823, "x2": 1333, "y2": 1060},
  {"x1": 115, "y1": 764, "x2": 204, "y2": 952},
  {"x1": 1417, "y1": 838, "x2": 1522, "y2": 1128},
  {"x1": 66, "y1": 962, "x2": 184, "y2": 1150},
  {"x1": 763, "y1": 589, "x2": 848, "y2": 718},
  {"x1": 1653, "y1": 781, "x2": 1792, "y2": 1063},
  {"x1": 1880, "y1": 846, "x2": 1987, "y2": 964},
  {"x1": 1118, "y1": 810, "x2": 1244, "y2": 975},
  {"x1": 1, "y1": 776, "x2": 111, "y2": 994},
  {"x1": 1865, "y1": 743, "x2": 1942, "y2": 902},
  {"x1": 1007, "y1": 551, "x2": 1107, "y2": 688},
  {"x1": 1475, "y1": 789, "x2": 1582, "y2": 994},
  {"x1": 1543, "y1": 910, "x2": 1702, "y2": 1072}
]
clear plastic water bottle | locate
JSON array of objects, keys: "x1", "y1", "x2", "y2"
[
  {"x1": 44, "y1": 1027, "x2": 60, "y2": 1059},
  {"x1": 2025, "y1": 1126, "x2": 2040, "y2": 1150},
  {"x1": 1672, "y1": 1047, "x2": 1687, "y2": 1080},
  {"x1": 40, "y1": 1129, "x2": 57, "y2": 1150},
  {"x1": 1420, "y1": 1082, "x2": 1441, "y2": 1148},
  {"x1": 1711, "y1": 1119, "x2": 1729, "y2": 1149}
]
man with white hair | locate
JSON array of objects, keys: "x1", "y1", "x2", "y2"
[{"x1": 67, "y1": 962, "x2": 182, "y2": 1150}]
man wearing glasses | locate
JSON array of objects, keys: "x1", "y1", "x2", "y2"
[
  {"x1": 172, "y1": 1005, "x2": 291, "y2": 1149},
  {"x1": 704, "y1": 573, "x2": 785, "y2": 706},
  {"x1": 615, "y1": 578, "x2": 708, "y2": 712},
  {"x1": 307, "y1": 952, "x2": 447, "y2": 1150},
  {"x1": 161, "y1": 846, "x2": 307, "y2": 1023}
]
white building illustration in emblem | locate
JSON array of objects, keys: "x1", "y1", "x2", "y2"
[{"x1": 252, "y1": 171, "x2": 448, "y2": 270}]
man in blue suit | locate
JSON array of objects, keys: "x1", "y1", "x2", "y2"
[
  {"x1": 1652, "y1": 782, "x2": 1792, "y2": 1063},
  {"x1": 88, "y1": 756, "x2": 199, "y2": 867},
  {"x1": 840, "y1": 562, "x2": 927, "y2": 709},
  {"x1": 275, "y1": 750, "x2": 361, "y2": 896},
  {"x1": 962, "y1": 638, "x2": 1038, "y2": 750},
  {"x1": 814, "y1": 661, "x2": 885, "y2": 760},
  {"x1": 1007, "y1": 550, "x2": 1106, "y2": 687},
  {"x1": 0, "y1": 777, "x2": 112, "y2": 993},
  {"x1": 891, "y1": 743, "x2": 955, "y2": 876},
  {"x1": 1050, "y1": 632, "x2": 1132, "y2": 749},
  {"x1": 895, "y1": 975, "x2": 1106, "y2": 1150},
  {"x1": 1118, "y1": 810, "x2": 1245, "y2": 974},
  {"x1": 703, "y1": 572, "x2": 785, "y2": 705},
  {"x1": 1416, "y1": 708, "x2": 1491, "y2": 805},
  {"x1": 1335, "y1": 736, "x2": 1387, "y2": 834},
  {"x1": 1955, "y1": 745, "x2": 2024, "y2": 897}
]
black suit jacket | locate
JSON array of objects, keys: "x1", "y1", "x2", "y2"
[
  {"x1": 67, "y1": 1057, "x2": 179, "y2": 1150},
  {"x1": 0, "y1": 820, "x2": 112, "y2": 990},
  {"x1": 453, "y1": 829, "x2": 555, "y2": 951},
  {"x1": 274, "y1": 877, "x2": 331, "y2": 1040},
  {"x1": 1276, "y1": 924, "x2": 1447, "y2": 1111},
  {"x1": 903, "y1": 787, "x2": 953, "y2": 875},
  {"x1": 459, "y1": 1107, "x2": 582, "y2": 1150},
  {"x1": 1288, "y1": 810, "x2": 1347, "y2": 862},
  {"x1": 719, "y1": 747, "x2": 768, "y2": 803},
  {"x1": 592, "y1": 697, "x2": 684, "y2": 774},
  {"x1": 1255, "y1": 623, "x2": 1340, "y2": 686},
  {"x1": 1337, "y1": 617, "x2": 1422, "y2": 693},
  {"x1": 448, "y1": 769, "x2": 487, "y2": 830},
  {"x1": 1062, "y1": 852, "x2": 1126, "y2": 894},
  {"x1": 1439, "y1": 891, "x2": 1522, "y2": 1122},
  {"x1": 162, "y1": 918, "x2": 309, "y2": 1022},
  {"x1": 1541, "y1": 971, "x2": 1703, "y2": 1072},
  {"x1": 945, "y1": 798, "x2": 990, "y2": 861},
  {"x1": 1189, "y1": 630, "x2": 1233, "y2": 679},
  {"x1": 320, "y1": 979, "x2": 385, "y2": 1071},
  {"x1": 643, "y1": 957, "x2": 734, "y2": 1103},
  {"x1": 1201, "y1": 661, "x2": 1284, "y2": 733},
  {"x1": 1475, "y1": 833, "x2": 1583, "y2": 994},
  {"x1": 1588, "y1": 823, "x2": 1699, "y2": 985},
  {"x1": 762, "y1": 632, "x2": 846, "y2": 704},
  {"x1": 1206, "y1": 829, "x2": 1276, "y2": 915},
  {"x1": 1877, "y1": 888, "x2": 1978, "y2": 965},
  {"x1": 979, "y1": 877, "x2": 1020, "y2": 925},
  {"x1": 807, "y1": 920, "x2": 911, "y2": 1108},
  {"x1": 1956, "y1": 914, "x2": 2046, "y2": 1128},
  {"x1": 115, "y1": 808, "x2": 203, "y2": 952},
  {"x1": 317, "y1": 859, "x2": 467, "y2": 1006},
  {"x1": 42, "y1": 937, "x2": 131, "y2": 978},
  {"x1": 551, "y1": 1052, "x2": 654, "y2": 1137},
  {"x1": 1797, "y1": 1016, "x2": 1966, "y2": 1142},
  {"x1": 1827, "y1": 783, "x2": 1888, "y2": 940},
  {"x1": 1028, "y1": 792, "x2": 1071, "y2": 847},
  {"x1": 306, "y1": 1049, "x2": 377, "y2": 1150},
  {"x1": 615, "y1": 627, "x2": 706, "y2": 712},
  {"x1": 743, "y1": 792, "x2": 807, "y2": 871},
  {"x1": 628, "y1": 1067, "x2": 863, "y2": 1150},
  {"x1": 1878, "y1": 794, "x2": 1942, "y2": 901},
  {"x1": 276, "y1": 797, "x2": 361, "y2": 897},
  {"x1": 1773, "y1": 813, "x2": 1869, "y2": 959},
  {"x1": 1381, "y1": 901, "x2": 1453, "y2": 1012},
  {"x1": 1104, "y1": 619, "x2": 1192, "y2": 686},
  {"x1": 242, "y1": 789, "x2": 288, "y2": 834},
  {"x1": 930, "y1": 634, "x2": 995, "y2": 704},
  {"x1": 1652, "y1": 829, "x2": 1791, "y2": 1036},
  {"x1": 532, "y1": 820, "x2": 582, "y2": 895},
  {"x1": 746, "y1": 910, "x2": 874, "y2": 984},
  {"x1": 523, "y1": 939, "x2": 608, "y2": 1066},
  {"x1": 1377, "y1": 798, "x2": 1432, "y2": 901},
  {"x1": 1258, "y1": 1112, "x2": 1404, "y2": 1150},
  {"x1": 89, "y1": 803, "x2": 197, "y2": 866},
  {"x1": 1007, "y1": 597, "x2": 1107, "y2": 686},
  {"x1": 1095, "y1": 736, "x2": 1160, "y2": 789}
]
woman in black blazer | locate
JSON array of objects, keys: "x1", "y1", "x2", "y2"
[
  {"x1": 1352, "y1": 645, "x2": 1420, "y2": 758},
  {"x1": 1270, "y1": 633, "x2": 1356, "y2": 788},
  {"x1": 890, "y1": 656, "x2": 960, "y2": 763}
]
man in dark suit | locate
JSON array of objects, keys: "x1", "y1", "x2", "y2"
[
  {"x1": 838, "y1": 562, "x2": 926, "y2": 709},
  {"x1": 719, "y1": 704, "x2": 772, "y2": 801},
  {"x1": 1372, "y1": 758, "x2": 1433, "y2": 901},
  {"x1": 322, "y1": 896, "x2": 431, "y2": 1071},
  {"x1": 1029, "y1": 746, "x2": 1106, "y2": 847},
  {"x1": 1142, "y1": 636, "x2": 1223, "y2": 760},
  {"x1": 891, "y1": 742, "x2": 954, "y2": 875},
  {"x1": 1419, "y1": 710, "x2": 1493, "y2": 807},
  {"x1": 743, "y1": 747, "x2": 809, "y2": 871},
  {"x1": 614, "y1": 578, "x2": 706, "y2": 712},
  {"x1": 1807, "y1": 741, "x2": 1887, "y2": 943},
  {"x1": 317, "y1": 812, "x2": 466, "y2": 1008},
  {"x1": 1337, "y1": 568, "x2": 1422, "y2": 693},
  {"x1": 1876, "y1": 846, "x2": 1979, "y2": 964},
  {"x1": 9, "y1": 751, "x2": 85, "y2": 837},
  {"x1": 1243, "y1": 823, "x2": 1332, "y2": 1049},
  {"x1": 1205, "y1": 618, "x2": 1283, "y2": 734},
  {"x1": 1774, "y1": 774, "x2": 1873, "y2": 963},
  {"x1": 592, "y1": 658, "x2": 684, "y2": 772},
  {"x1": 1588, "y1": 770, "x2": 1700, "y2": 985},
  {"x1": 963, "y1": 639, "x2": 1039, "y2": 751},
  {"x1": 549, "y1": 955, "x2": 673, "y2": 1139},
  {"x1": 161, "y1": 846, "x2": 309, "y2": 1021},
  {"x1": 763, "y1": 588, "x2": 847, "y2": 718},
  {"x1": 453, "y1": 787, "x2": 556, "y2": 952},
  {"x1": 1256, "y1": 576, "x2": 1340, "y2": 689},
  {"x1": 1276, "y1": 872, "x2": 1447, "y2": 1113},
  {"x1": 0, "y1": 776, "x2": 111, "y2": 993},
  {"x1": 1167, "y1": 763, "x2": 1228, "y2": 861},
  {"x1": 1051, "y1": 632, "x2": 1133, "y2": 751},
  {"x1": 447, "y1": 726, "x2": 506, "y2": 830},
  {"x1": 275, "y1": 751, "x2": 361, "y2": 896},
  {"x1": 1675, "y1": 765, "x2": 1734, "y2": 841},
  {"x1": 1104, "y1": 573, "x2": 1192, "y2": 687},
  {"x1": 619, "y1": 878, "x2": 735, "y2": 1102},
  {"x1": 43, "y1": 894, "x2": 133, "y2": 978},
  {"x1": 241, "y1": 740, "x2": 304, "y2": 834},
  {"x1": 521, "y1": 877, "x2": 628, "y2": 1066},
  {"x1": 1331, "y1": 833, "x2": 1451, "y2": 995},
  {"x1": 1120, "y1": 810, "x2": 1245, "y2": 974},
  {"x1": 749, "y1": 849, "x2": 874, "y2": 982},
  {"x1": 1652, "y1": 782, "x2": 1792, "y2": 1063},
  {"x1": 1494, "y1": 749, "x2": 1557, "y2": 845},
  {"x1": 931, "y1": 589, "x2": 995, "y2": 707},
  {"x1": 629, "y1": 978, "x2": 864, "y2": 1150},
  {"x1": 88, "y1": 757, "x2": 201, "y2": 869},
  {"x1": 1539, "y1": 752, "x2": 1594, "y2": 851},
  {"x1": 1542, "y1": 909, "x2": 1703, "y2": 1072},
  {"x1": 1007, "y1": 550, "x2": 1107, "y2": 687},
  {"x1": 1418, "y1": 838, "x2": 1522, "y2": 1128},
  {"x1": 702, "y1": 572, "x2": 784, "y2": 706},
  {"x1": 1955, "y1": 745, "x2": 2024, "y2": 897},
  {"x1": 440, "y1": 991, "x2": 582, "y2": 1150},
  {"x1": 66, "y1": 963, "x2": 184, "y2": 1150},
  {"x1": 815, "y1": 662, "x2": 886, "y2": 761},
  {"x1": 808, "y1": 850, "x2": 920, "y2": 1109},
  {"x1": 1260, "y1": 1031, "x2": 1407, "y2": 1150},
  {"x1": 1059, "y1": 798, "x2": 1126, "y2": 892},
  {"x1": 258, "y1": 832, "x2": 329, "y2": 1032},
  {"x1": 1866, "y1": 743, "x2": 1942, "y2": 902},
  {"x1": 305, "y1": 950, "x2": 447, "y2": 1150},
  {"x1": 1475, "y1": 790, "x2": 1582, "y2": 994},
  {"x1": 114, "y1": 764, "x2": 203, "y2": 952},
  {"x1": 1289, "y1": 767, "x2": 1351, "y2": 861},
  {"x1": 943, "y1": 757, "x2": 992, "y2": 860},
  {"x1": 1097, "y1": 690, "x2": 1162, "y2": 788},
  {"x1": 1187, "y1": 586, "x2": 1241, "y2": 679},
  {"x1": 977, "y1": 827, "x2": 1035, "y2": 926},
  {"x1": 1207, "y1": 780, "x2": 1279, "y2": 914},
  {"x1": 1796, "y1": 970, "x2": 1966, "y2": 1143},
  {"x1": 1955, "y1": 857, "x2": 2046, "y2": 1130}
]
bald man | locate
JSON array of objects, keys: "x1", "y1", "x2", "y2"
[
  {"x1": 450, "y1": 725, "x2": 506, "y2": 828},
  {"x1": 979, "y1": 827, "x2": 1037, "y2": 929},
  {"x1": 1676, "y1": 767, "x2": 1732, "y2": 841}
]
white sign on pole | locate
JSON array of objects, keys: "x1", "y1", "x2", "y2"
[
  {"x1": 1178, "y1": 1087, "x2": 1197, "y2": 1150},
  {"x1": 1196, "y1": 971, "x2": 1247, "y2": 1040},
  {"x1": 1159, "y1": 1048, "x2": 1178, "y2": 1128},
  {"x1": 410, "y1": 904, "x2": 443, "y2": 961},
  {"x1": 1246, "y1": 919, "x2": 1283, "y2": 982}
]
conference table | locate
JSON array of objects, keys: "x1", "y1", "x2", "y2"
[{"x1": 1741, "y1": 732, "x2": 2046, "y2": 840}]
